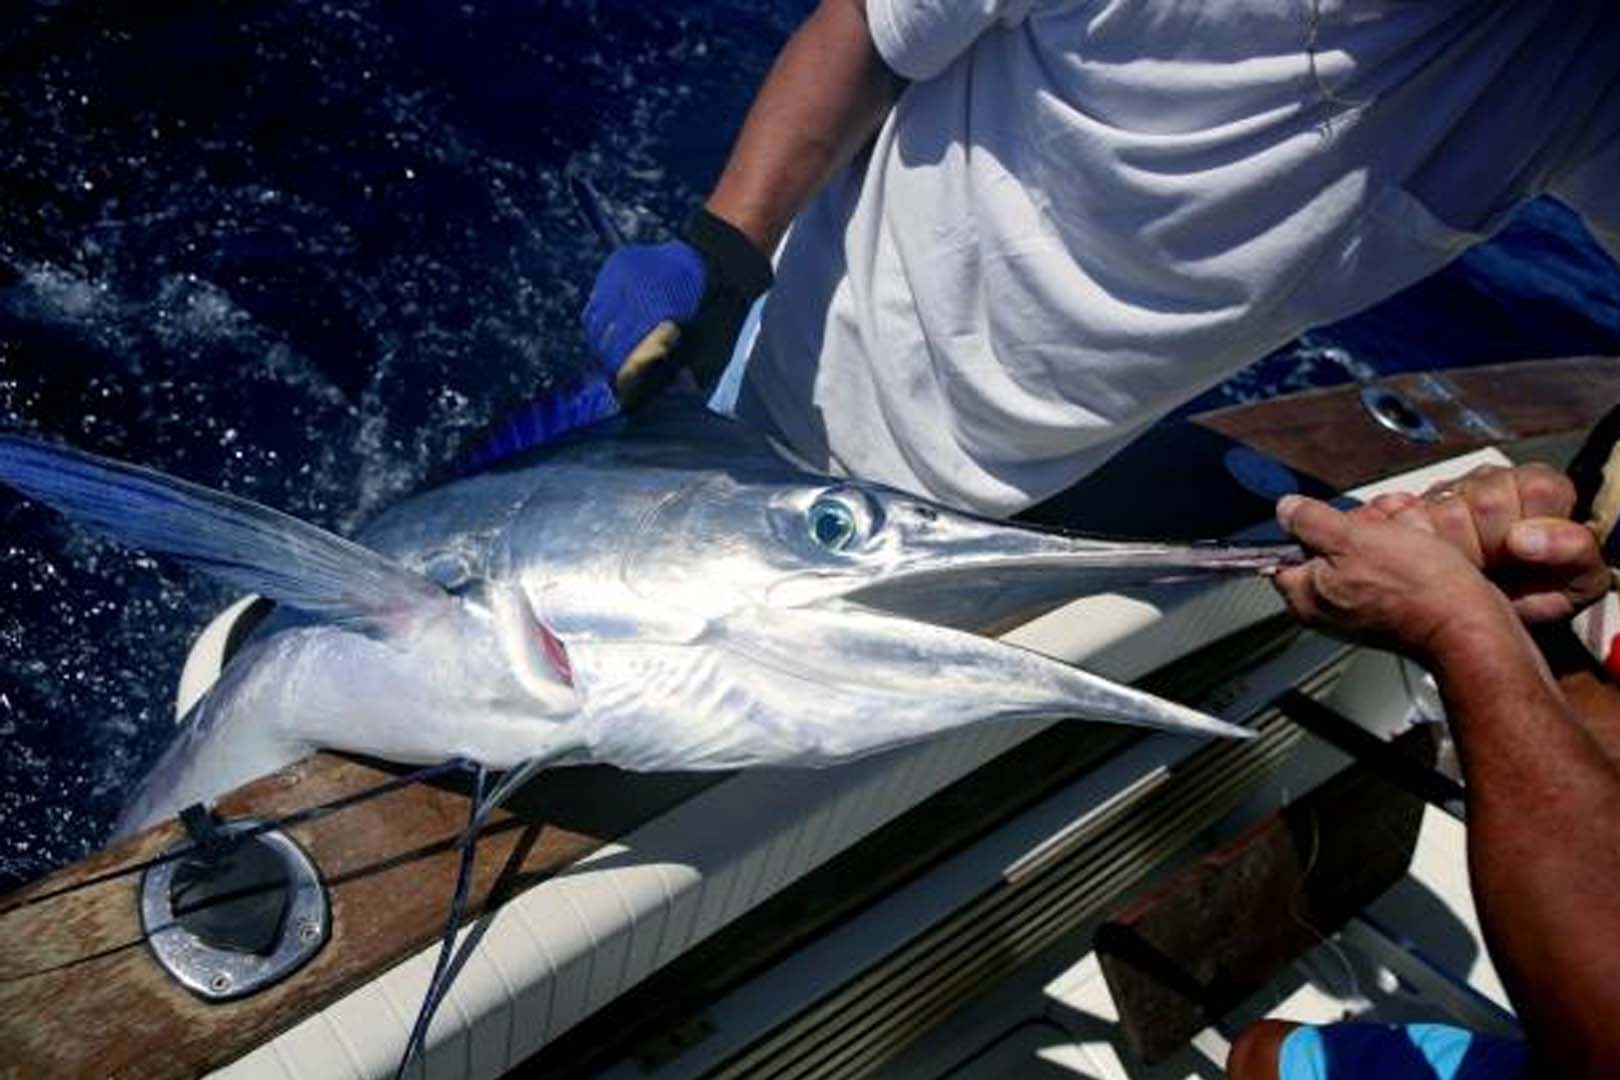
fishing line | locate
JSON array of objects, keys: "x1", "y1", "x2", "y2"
[
  {"x1": 1289, "y1": 807, "x2": 1364, "y2": 1009},
  {"x1": 391, "y1": 750, "x2": 558, "y2": 1078},
  {"x1": 395, "y1": 761, "x2": 488, "y2": 1080},
  {"x1": 0, "y1": 756, "x2": 478, "y2": 916},
  {"x1": 8, "y1": 747, "x2": 554, "y2": 1080}
]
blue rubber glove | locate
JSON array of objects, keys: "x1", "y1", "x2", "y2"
[
  {"x1": 581, "y1": 210, "x2": 773, "y2": 408},
  {"x1": 582, "y1": 241, "x2": 707, "y2": 381}
]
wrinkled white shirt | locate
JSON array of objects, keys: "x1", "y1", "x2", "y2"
[{"x1": 735, "y1": 0, "x2": 1620, "y2": 516}]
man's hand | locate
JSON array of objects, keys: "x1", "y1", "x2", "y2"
[
  {"x1": 1364, "y1": 463, "x2": 1609, "y2": 622},
  {"x1": 581, "y1": 210, "x2": 774, "y2": 410},
  {"x1": 582, "y1": 241, "x2": 707, "y2": 408},
  {"x1": 1271, "y1": 494, "x2": 1518, "y2": 661}
]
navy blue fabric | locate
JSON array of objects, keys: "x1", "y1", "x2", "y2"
[
  {"x1": 1280, "y1": 1021, "x2": 1530, "y2": 1080},
  {"x1": 582, "y1": 241, "x2": 707, "y2": 376}
]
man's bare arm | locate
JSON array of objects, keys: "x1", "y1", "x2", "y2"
[
  {"x1": 1433, "y1": 614, "x2": 1620, "y2": 1078},
  {"x1": 1274, "y1": 496, "x2": 1620, "y2": 1077},
  {"x1": 705, "y1": 0, "x2": 906, "y2": 254},
  {"x1": 1369, "y1": 463, "x2": 1620, "y2": 764}
]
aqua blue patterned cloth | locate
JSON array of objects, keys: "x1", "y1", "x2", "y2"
[{"x1": 1280, "y1": 1022, "x2": 1528, "y2": 1080}]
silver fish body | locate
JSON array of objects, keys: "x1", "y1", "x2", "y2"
[{"x1": 0, "y1": 399, "x2": 1301, "y2": 834}]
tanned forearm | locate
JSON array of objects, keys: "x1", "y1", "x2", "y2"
[
  {"x1": 705, "y1": 0, "x2": 906, "y2": 254},
  {"x1": 1535, "y1": 621, "x2": 1620, "y2": 770},
  {"x1": 1429, "y1": 610, "x2": 1620, "y2": 1076}
]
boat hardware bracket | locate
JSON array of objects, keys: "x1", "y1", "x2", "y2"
[
  {"x1": 1314, "y1": 343, "x2": 1444, "y2": 445},
  {"x1": 1358, "y1": 384, "x2": 1440, "y2": 444},
  {"x1": 140, "y1": 807, "x2": 329, "y2": 1001}
]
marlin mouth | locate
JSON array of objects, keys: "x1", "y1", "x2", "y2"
[{"x1": 759, "y1": 509, "x2": 1303, "y2": 742}]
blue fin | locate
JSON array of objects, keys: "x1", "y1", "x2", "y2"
[
  {"x1": 456, "y1": 374, "x2": 621, "y2": 475},
  {"x1": 0, "y1": 435, "x2": 450, "y2": 632}
]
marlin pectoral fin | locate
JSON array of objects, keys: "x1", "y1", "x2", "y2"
[
  {"x1": 0, "y1": 435, "x2": 451, "y2": 632},
  {"x1": 733, "y1": 605, "x2": 1253, "y2": 748},
  {"x1": 1060, "y1": 666, "x2": 1253, "y2": 740}
]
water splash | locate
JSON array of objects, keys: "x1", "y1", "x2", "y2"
[{"x1": 0, "y1": 0, "x2": 809, "y2": 888}]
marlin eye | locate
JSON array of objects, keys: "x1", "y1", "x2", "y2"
[{"x1": 807, "y1": 498, "x2": 859, "y2": 551}]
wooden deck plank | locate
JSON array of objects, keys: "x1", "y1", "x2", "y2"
[
  {"x1": 1198, "y1": 356, "x2": 1619, "y2": 490},
  {"x1": 0, "y1": 757, "x2": 716, "y2": 1078}
]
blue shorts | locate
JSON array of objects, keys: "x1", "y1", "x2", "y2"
[{"x1": 1279, "y1": 1022, "x2": 1528, "y2": 1080}]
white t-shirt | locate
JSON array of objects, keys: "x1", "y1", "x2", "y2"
[{"x1": 734, "y1": 0, "x2": 1620, "y2": 516}]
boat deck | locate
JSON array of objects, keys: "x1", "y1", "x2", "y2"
[{"x1": 883, "y1": 789, "x2": 1512, "y2": 1078}]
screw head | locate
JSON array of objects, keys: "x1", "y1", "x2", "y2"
[
  {"x1": 297, "y1": 918, "x2": 321, "y2": 945},
  {"x1": 209, "y1": 972, "x2": 232, "y2": 993}
]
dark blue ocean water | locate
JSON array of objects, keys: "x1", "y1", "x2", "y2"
[{"x1": 2, "y1": 1, "x2": 1618, "y2": 891}]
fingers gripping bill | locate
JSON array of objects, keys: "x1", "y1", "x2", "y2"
[
  {"x1": 1570, "y1": 398, "x2": 1620, "y2": 567},
  {"x1": 1269, "y1": 495, "x2": 1348, "y2": 628},
  {"x1": 1270, "y1": 493, "x2": 1508, "y2": 659},
  {"x1": 1366, "y1": 464, "x2": 1609, "y2": 623}
]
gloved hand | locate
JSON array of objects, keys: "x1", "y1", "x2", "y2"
[
  {"x1": 583, "y1": 241, "x2": 707, "y2": 391},
  {"x1": 582, "y1": 208, "x2": 773, "y2": 409}
]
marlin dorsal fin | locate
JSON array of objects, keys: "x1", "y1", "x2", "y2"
[
  {"x1": 457, "y1": 375, "x2": 621, "y2": 474},
  {"x1": 0, "y1": 435, "x2": 450, "y2": 632}
]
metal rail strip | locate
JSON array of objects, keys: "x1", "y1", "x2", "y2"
[{"x1": 702, "y1": 664, "x2": 1348, "y2": 1079}]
